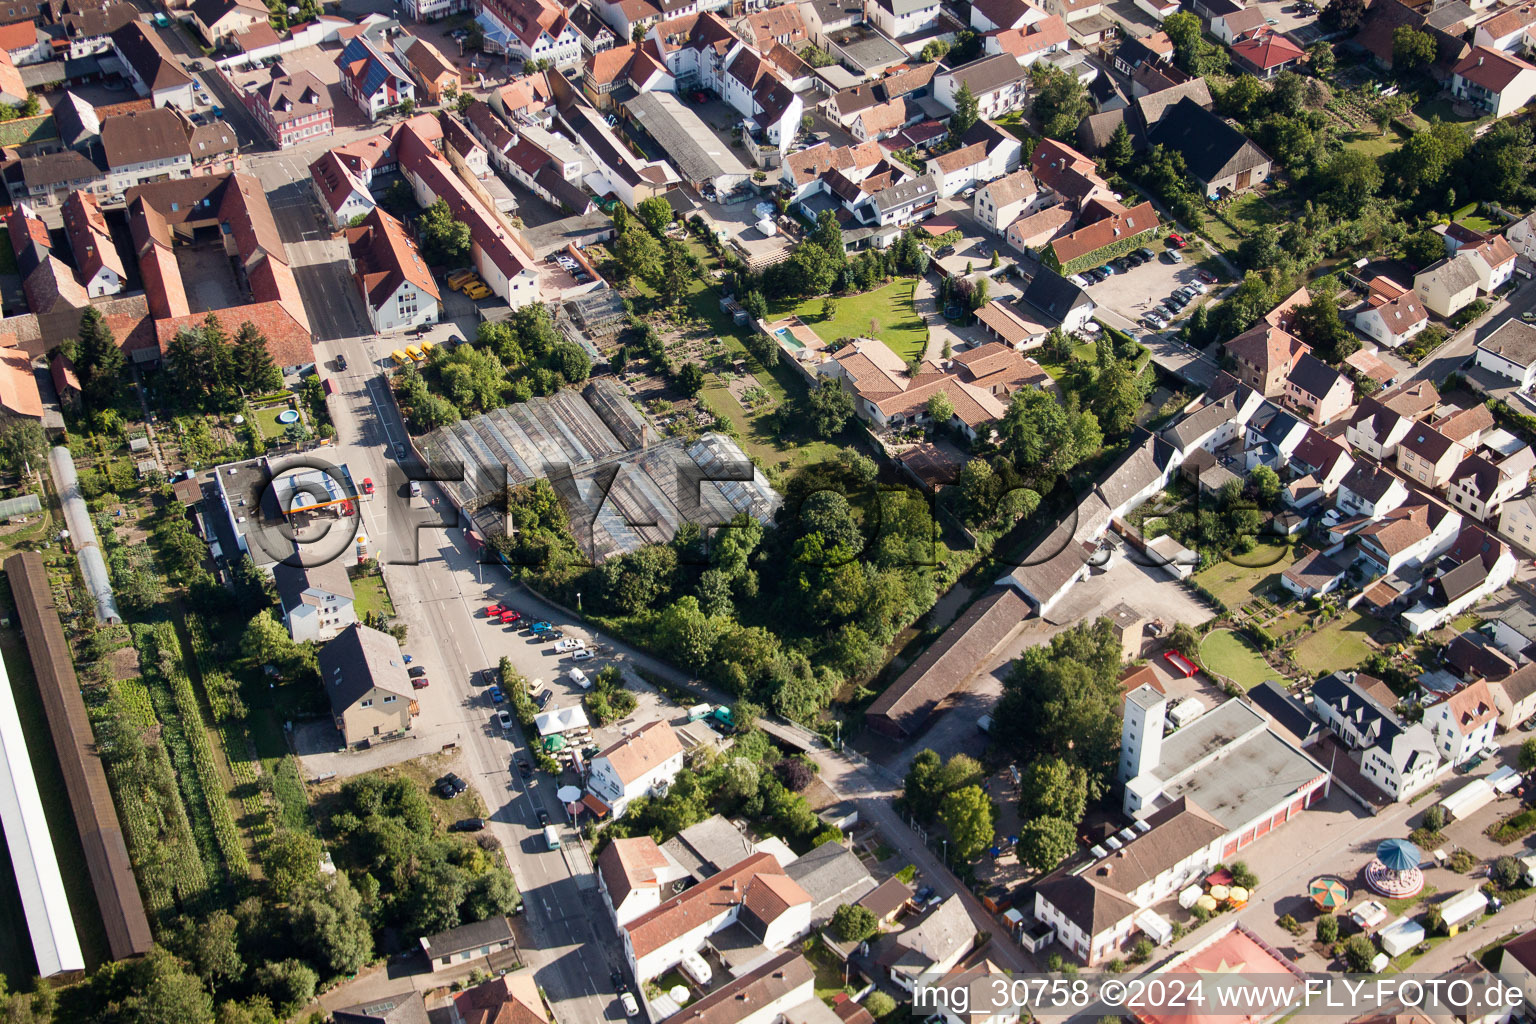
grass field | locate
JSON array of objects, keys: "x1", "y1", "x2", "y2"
[
  {"x1": 253, "y1": 405, "x2": 297, "y2": 440},
  {"x1": 1451, "y1": 204, "x2": 1498, "y2": 234},
  {"x1": 1341, "y1": 127, "x2": 1408, "y2": 158},
  {"x1": 1415, "y1": 97, "x2": 1489, "y2": 129},
  {"x1": 1291, "y1": 609, "x2": 1376, "y2": 676},
  {"x1": 1193, "y1": 542, "x2": 1299, "y2": 610},
  {"x1": 1204, "y1": 194, "x2": 1282, "y2": 255},
  {"x1": 771, "y1": 279, "x2": 928, "y2": 363},
  {"x1": 1200, "y1": 629, "x2": 1276, "y2": 689},
  {"x1": 351, "y1": 570, "x2": 395, "y2": 620}
]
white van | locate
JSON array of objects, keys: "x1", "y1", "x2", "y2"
[
  {"x1": 568, "y1": 667, "x2": 591, "y2": 689},
  {"x1": 543, "y1": 825, "x2": 561, "y2": 849},
  {"x1": 409, "y1": 480, "x2": 422, "y2": 498}
]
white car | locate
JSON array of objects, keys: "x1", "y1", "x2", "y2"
[
  {"x1": 497, "y1": 710, "x2": 512, "y2": 729},
  {"x1": 571, "y1": 649, "x2": 595, "y2": 661},
  {"x1": 554, "y1": 638, "x2": 586, "y2": 653},
  {"x1": 621, "y1": 992, "x2": 639, "y2": 1017}
]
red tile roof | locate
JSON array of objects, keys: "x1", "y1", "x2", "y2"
[
  {"x1": 1453, "y1": 45, "x2": 1536, "y2": 92},
  {"x1": 346, "y1": 207, "x2": 440, "y2": 310},
  {"x1": 1232, "y1": 29, "x2": 1305, "y2": 69},
  {"x1": 625, "y1": 852, "x2": 785, "y2": 959},
  {"x1": 155, "y1": 302, "x2": 312, "y2": 370},
  {"x1": 0, "y1": 342, "x2": 40, "y2": 419}
]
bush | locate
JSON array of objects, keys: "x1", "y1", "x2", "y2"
[
  {"x1": 1341, "y1": 933, "x2": 1376, "y2": 972},
  {"x1": 1315, "y1": 914, "x2": 1339, "y2": 943},
  {"x1": 1130, "y1": 937, "x2": 1155, "y2": 963},
  {"x1": 1229, "y1": 862, "x2": 1258, "y2": 889},
  {"x1": 1422, "y1": 804, "x2": 1448, "y2": 833},
  {"x1": 830, "y1": 903, "x2": 879, "y2": 943},
  {"x1": 1493, "y1": 855, "x2": 1523, "y2": 890},
  {"x1": 1278, "y1": 914, "x2": 1302, "y2": 936},
  {"x1": 1424, "y1": 903, "x2": 1444, "y2": 934},
  {"x1": 864, "y1": 992, "x2": 897, "y2": 1019},
  {"x1": 1449, "y1": 847, "x2": 1477, "y2": 872}
]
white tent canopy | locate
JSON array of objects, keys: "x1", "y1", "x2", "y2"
[
  {"x1": 1178, "y1": 884, "x2": 1202, "y2": 909},
  {"x1": 1490, "y1": 766, "x2": 1522, "y2": 793},
  {"x1": 1378, "y1": 917, "x2": 1425, "y2": 957},
  {"x1": 534, "y1": 706, "x2": 591, "y2": 736}
]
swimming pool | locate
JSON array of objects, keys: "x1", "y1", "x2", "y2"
[{"x1": 775, "y1": 327, "x2": 804, "y2": 350}]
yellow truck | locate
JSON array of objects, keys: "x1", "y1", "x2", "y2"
[
  {"x1": 405, "y1": 345, "x2": 424, "y2": 363},
  {"x1": 445, "y1": 269, "x2": 478, "y2": 292}
]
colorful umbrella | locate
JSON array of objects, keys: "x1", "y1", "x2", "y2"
[
  {"x1": 545, "y1": 734, "x2": 568, "y2": 751},
  {"x1": 1309, "y1": 877, "x2": 1349, "y2": 909},
  {"x1": 1228, "y1": 886, "x2": 1250, "y2": 903},
  {"x1": 1377, "y1": 838, "x2": 1420, "y2": 873}
]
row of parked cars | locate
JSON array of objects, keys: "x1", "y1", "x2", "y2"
[
  {"x1": 1141, "y1": 277, "x2": 1214, "y2": 330},
  {"x1": 1068, "y1": 245, "x2": 1166, "y2": 287}
]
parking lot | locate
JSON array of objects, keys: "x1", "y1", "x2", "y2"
[{"x1": 1079, "y1": 245, "x2": 1216, "y2": 329}]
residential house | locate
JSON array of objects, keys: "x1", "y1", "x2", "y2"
[
  {"x1": 781, "y1": 140, "x2": 884, "y2": 199},
  {"x1": 346, "y1": 208, "x2": 441, "y2": 334},
  {"x1": 1498, "y1": 492, "x2": 1536, "y2": 552},
  {"x1": 1281, "y1": 549, "x2": 1347, "y2": 599},
  {"x1": 984, "y1": 15, "x2": 1071, "y2": 67},
  {"x1": 1224, "y1": 323, "x2": 1309, "y2": 397},
  {"x1": 1414, "y1": 254, "x2": 1483, "y2": 318},
  {"x1": 1028, "y1": 136, "x2": 1111, "y2": 209},
  {"x1": 1473, "y1": 1, "x2": 1536, "y2": 51},
  {"x1": 884, "y1": 896, "x2": 974, "y2": 988},
  {"x1": 479, "y1": 0, "x2": 581, "y2": 67},
  {"x1": 1336, "y1": 461, "x2": 1411, "y2": 521},
  {"x1": 1346, "y1": 397, "x2": 1414, "y2": 460},
  {"x1": 0, "y1": 19, "x2": 42, "y2": 65},
  {"x1": 337, "y1": 35, "x2": 415, "y2": 121},
  {"x1": 403, "y1": 38, "x2": 461, "y2": 104},
  {"x1": 866, "y1": 0, "x2": 942, "y2": 39},
  {"x1": 61, "y1": 2, "x2": 137, "y2": 60},
  {"x1": 190, "y1": 0, "x2": 268, "y2": 46},
  {"x1": 451, "y1": 973, "x2": 544, "y2": 1024},
  {"x1": 1475, "y1": 320, "x2": 1536, "y2": 389},
  {"x1": 1163, "y1": 385, "x2": 1264, "y2": 457},
  {"x1": 1451, "y1": 46, "x2": 1536, "y2": 116},
  {"x1": 570, "y1": 5, "x2": 617, "y2": 55},
  {"x1": 1354, "y1": 276, "x2": 1429, "y2": 350},
  {"x1": 1402, "y1": 524, "x2": 1518, "y2": 633},
  {"x1": 1356, "y1": 497, "x2": 1462, "y2": 576},
  {"x1": 932, "y1": 141, "x2": 994, "y2": 198},
  {"x1": 1448, "y1": 451, "x2": 1532, "y2": 521},
  {"x1": 934, "y1": 55, "x2": 1031, "y2": 120},
  {"x1": 332, "y1": 992, "x2": 427, "y2": 1024},
  {"x1": 596, "y1": 835, "x2": 692, "y2": 926},
  {"x1": 101, "y1": 107, "x2": 193, "y2": 194},
  {"x1": 1435, "y1": 400, "x2": 1494, "y2": 446},
  {"x1": 619, "y1": 852, "x2": 812, "y2": 982},
  {"x1": 1231, "y1": 31, "x2": 1307, "y2": 78},
  {"x1": 60, "y1": 191, "x2": 123, "y2": 297},
  {"x1": 317, "y1": 623, "x2": 414, "y2": 746},
  {"x1": 739, "y1": 4, "x2": 809, "y2": 49},
  {"x1": 245, "y1": 67, "x2": 333, "y2": 150},
  {"x1": 973, "y1": 298, "x2": 1049, "y2": 350},
  {"x1": 1147, "y1": 97, "x2": 1271, "y2": 193},
  {"x1": 1210, "y1": 6, "x2": 1266, "y2": 43},
  {"x1": 586, "y1": 720, "x2": 686, "y2": 817},
  {"x1": 1424, "y1": 679, "x2": 1499, "y2": 765},
  {"x1": 1397, "y1": 424, "x2": 1466, "y2": 489},
  {"x1": 1311, "y1": 672, "x2": 1439, "y2": 800},
  {"x1": 1043, "y1": 198, "x2": 1159, "y2": 275},
  {"x1": 0, "y1": 346, "x2": 40, "y2": 422},
  {"x1": 419, "y1": 917, "x2": 515, "y2": 974},
  {"x1": 442, "y1": 116, "x2": 490, "y2": 181},
  {"x1": 1506, "y1": 208, "x2": 1536, "y2": 261},
  {"x1": 970, "y1": 0, "x2": 1043, "y2": 31},
  {"x1": 849, "y1": 173, "x2": 939, "y2": 229},
  {"x1": 784, "y1": 842, "x2": 876, "y2": 926},
  {"x1": 273, "y1": 559, "x2": 356, "y2": 643},
  {"x1": 310, "y1": 150, "x2": 376, "y2": 228},
  {"x1": 1288, "y1": 428, "x2": 1355, "y2": 499},
  {"x1": 1459, "y1": 232, "x2": 1518, "y2": 292},
  {"x1": 111, "y1": 22, "x2": 194, "y2": 110},
  {"x1": 1111, "y1": 30, "x2": 1173, "y2": 76},
  {"x1": 1020, "y1": 265, "x2": 1096, "y2": 331},
  {"x1": 1487, "y1": 662, "x2": 1536, "y2": 731},
  {"x1": 972, "y1": 168, "x2": 1039, "y2": 234},
  {"x1": 1242, "y1": 401, "x2": 1308, "y2": 470},
  {"x1": 1005, "y1": 205, "x2": 1073, "y2": 252},
  {"x1": 1283, "y1": 353, "x2": 1354, "y2": 426}
]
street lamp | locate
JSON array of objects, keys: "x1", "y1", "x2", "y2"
[
  {"x1": 834, "y1": 720, "x2": 841, "y2": 750},
  {"x1": 577, "y1": 592, "x2": 582, "y2": 613},
  {"x1": 942, "y1": 838, "x2": 947, "y2": 867}
]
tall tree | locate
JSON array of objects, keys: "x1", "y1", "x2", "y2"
[
  {"x1": 72, "y1": 305, "x2": 125, "y2": 407},
  {"x1": 1020, "y1": 757, "x2": 1090, "y2": 824},
  {"x1": 804, "y1": 379, "x2": 853, "y2": 437},
  {"x1": 232, "y1": 321, "x2": 282, "y2": 392},
  {"x1": 0, "y1": 419, "x2": 44, "y2": 475},
  {"x1": 1017, "y1": 816, "x2": 1076, "y2": 873},
  {"x1": 1031, "y1": 63, "x2": 1089, "y2": 140},
  {"x1": 938, "y1": 785, "x2": 995, "y2": 861},
  {"x1": 1391, "y1": 26, "x2": 1436, "y2": 72},
  {"x1": 950, "y1": 83, "x2": 979, "y2": 137},
  {"x1": 1104, "y1": 122, "x2": 1135, "y2": 171},
  {"x1": 417, "y1": 197, "x2": 471, "y2": 265}
]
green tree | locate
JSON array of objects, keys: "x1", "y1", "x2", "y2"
[
  {"x1": 1017, "y1": 816, "x2": 1076, "y2": 873},
  {"x1": 417, "y1": 197, "x2": 471, "y2": 265},
  {"x1": 71, "y1": 305, "x2": 125, "y2": 408},
  {"x1": 938, "y1": 784, "x2": 995, "y2": 861},
  {"x1": 0, "y1": 419, "x2": 44, "y2": 475},
  {"x1": 1308, "y1": 41, "x2": 1335, "y2": 78},
  {"x1": 831, "y1": 902, "x2": 880, "y2": 943},
  {"x1": 677, "y1": 362, "x2": 706, "y2": 396},
  {"x1": 231, "y1": 321, "x2": 283, "y2": 392},
  {"x1": 636, "y1": 196, "x2": 673, "y2": 234},
  {"x1": 1520, "y1": 736, "x2": 1536, "y2": 773},
  {"x1": 926, "y1": 391, "x2": 954, "y2": 425},
  {"x1": 1019, "y1": 756, "x2": 1089, "y2": 824},
  {"x1": 1392, "y1": 26, "x2": 1436, "y2": 72},
  {"x1": 1290, "y1": 295, "x2": 1359, "y2": 363},
  {"x1": 1315, "y1": 913, "x2": 1339, "y2": 943},
  {"x1": 1321, "y1": 0, "x2": 1366, "y2": 31},
  {"x1": 1238, "y1": 224, "x2": 1284, "y2": 270},
  {"x1": 1250, "y1": 464, "x2": 1281, "y2": 507},
  {"x1": 1031, "y1": 62, "x2": 1089, "y2": 140},
  {"x1": 1104, "y1": 122, "x2": 1135, "y2": 171},
  {"x1": 262, "y1": 827, "x2": 322, "y2": 902},
  {"x1": 1341, "y1": 933, "x2": 1376, "y2": 972},
  {"x1": 950, "y1": 83, "x2": 979, "y2": 137},
  {"x1": 1405, "y1": 229, "x2": 1446, "y2": 267},
  {"x1": 1090, "y1": 348, "x2": 1151, "y2": 435},
  {"x1": 1000, "y1": 387, "x2": 1102, "y2": 486},
  {"x1": 901, "y1": 749, "x2": 944, "y2": 822},
  {"x1": 804, "y1": 379, "x2": 854, "y2": 437},
  {"x1": 1317, "y1": 150, "x2": 1383, "y2": 217},
  {"x1": 252, "y1": 959, "x2": 317, "y2": 1018},
  {"x1": 85, "y1": 946, "x2": 215, "y2": 1024},
  {"x1": 864, "y1": 991, "x2": 897, "y2": 1019}
]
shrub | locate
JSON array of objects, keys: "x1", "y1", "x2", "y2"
[
  {"x1": 864, "y1": 992, "x2": 897, "y2": 1019},
  {"x1": 1493, "y1": 855, "x2": 1523, "y2": 890},
  {"x1": 1422, "y1": 805, "x2": 1448, "y2": 833},
  {"x1": 1278, "y1": 914, "x2": 1302, "y2": 936},
  {"x1": 1229, "y1": 862, "x2": 1258, "y2": 889},
  {"x1": 1449, "y1": 848, "x2": 1477, "y2": 872},
  {"x1": 1315, "y1": 914, "x2": 1339, "y2": 943},
  {"x1": 1424, "y1": 903, "x2": 1444, "y2": 934},
  {"x1": 830, "y1": 903, "x2": 879, "y2": 943},
  {"x1": 1130, "y1": 937, "x2": 1154, "y2": 963},
  {"x1": 1341, "y1": 934, "x2": 1376, "y2": 972}
]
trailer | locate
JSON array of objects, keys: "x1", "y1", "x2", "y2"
[
  {"x1": 1439, "y1": 889, "x2": 1488, "y2": 934},
  {"x1": 686, "y1": 703, "x2": 713, "y2": 722},
  {"x1": 1438, "y1": 777, "x2": 1495, "y2": 821},
  {"x1": 1489, "y1": 766, "x2": 1522, "y2": 794},
  {"x1": 1168, "y1": 698, "x2": 1206, "y2": 729}
]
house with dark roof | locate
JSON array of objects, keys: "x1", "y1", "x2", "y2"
[
  {"x1": 935, "y1": 54, "x2": 1031, "y2": 120},
  {"x1": 1397, "y1": 422, "x2": 1467, "y2": 490},
  {"x1": 1311, "y1": 672, "x2": 1438, "y2": 799},
  {"x1": 245, "y1": 66, "x2": 333, "y2": 150},
  {"x1": 337, "y1": 35, "x2": 415, "y2": 121},
  {"x1": 1021, "y1": 265, "x2": 1095, "y2": 331},
  {"x1": 1283, "y1": 352, "x2": 1354, "y2": 426},
  {"x1": 1281, "y1": 548, "x2": 1346, "y2": 599},
  {"x1": 1414, "y1": 253, "x2": 1483, "y2": 318},
  {"x1": 110, "y1": 22, "x2": 192, "y2": 110},
  {"x1": 1346, "y1": 396, "x2": 1415, "y2": 461},
  {"x1": 60, "y1": 191, "x2": 123, "y2": 298},
  {"x1": 420, "y1": 916, "x2": 515, "y2": 974},
  {"x1": 332, "y1": 991, "x2": 428, "y2": 1024},
  {"x1": 1246, "y1": 680, "x2": 1318, "y2": 747},
  {"x1": 1242, "y1": 400, "x2": 1308, "y2": 470},
  {"x1": 1337, "y1": 461, "x2": 1411, "y2": 522},
  {"x1": 1403, "y1": 524, "x2": 1517, "y2": 634},
  {"x1": 317, "y1": 623, "x2": 414, "y2": 746},
  {"x1": 1476, "y1": 319, "x2": 1536, "y2": 389},
  {"x1": 1448, "y1": 448, "x2": 1532, "y2": 521},
  {"x1": 191, "y1": 0, "x2": 268, "y2": 46},
  {"x1": 1146, "y1": 96, "x2": 1271, "y2": 193}
]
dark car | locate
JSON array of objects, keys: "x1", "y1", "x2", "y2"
[
  {"x1": 515, "y1": 758, "x2": 532, "y2": 777},
  {"x1": 409, "y1": 666, "x2": 427, "y2": 678},
  {"x1": 336, "y1": 353, "x2": 347, "y2": 370},
  {"x1": 913, "y1": 885, "x2": 936, "y2": 904},
  {"x1": 436, "y1": 773, "x2": 467, "y2": 798},
  {"x1": 536, "y1": 808, "x2": 550, "y2": 826},
  {"x1": 449, "y1": 817, "x2": 486, "y2": 832},
  {"x1": 612, "y1": 970, "x2": 628, "y2": 992},
  {"x1": 536, "y1": 629, "x2": 565, "y2": 641},
  {"x1": 1111, "y1": 258, "x2": 1131, "y2": 273},
  {"x1": 536, "y1": 690, "x2": 553, "y2": 709},
  {"x1": 394, "y1": 442, "x2": 407, "y2": 460},
  {"x1": 488, "y1": 685, "x2": 506, "y2": 704}
]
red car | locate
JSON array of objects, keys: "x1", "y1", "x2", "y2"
[
  {"x1": 485, "y1": 604, "x2": 504, "y2": 618},
  {"x1": 1167, "y1": 232, "x2": 1188, "y2": 249},
  {"x1": 499, "y1": 611, "x2": 522, "y2": 625},
  {"x1": 412, "y1": 677, "x2": 429, "y2": 689},
  {"x1": 362, "y1": 477, "x2": 374, "y2": 495},
  {"x1": 1196, "y1": 269, "x2": 1217, "y2": 284}
]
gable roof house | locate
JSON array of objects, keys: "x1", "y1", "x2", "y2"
[
  {"x1": 1486, "y1": 662, "x2": 1536, "y2": 731},
  {"x1": 1451, "y1": 46, "x2": 1536, "y2": 117},
  {"x1": 1355, "y1": 496, "x2": 1463, "y2": 577},
  {"x1": 1447, "y1": 451, "x2": 1532, "y2": 521},
  {"x1": 478, "y1": 0, "x2": 581, "y2": 68},
  {"x1": 1028, "y1": 136, "x2": 1112, "y2": 210},
  {"x1": 403, "y1": 37, "x2": 461, "y2": 104},
  {"x1": 883, "y1": 897, "x2": 975, "y2": 989},
  {"x1": 1242, "y1": 401, "x2": 1308, "y2": 470},
  {"x1": 1021, "y1": 264, "x2": 1096, "y2": 330},
  {"x1": 1310, "y1": 672, "x2": 1439, "y2": 800},
  {"x1": 1231, "y1": 30, "x2": 1307, "y2": 79},
  {"x1": 111, "y1": 22, "x2": 193, "y2": 110},
  {"x1": 586, "y1": 720, "x2": 686, "y2": 817},
  {"x1": 934, "y1": 54, "x2": 1031, "y2": 120},
  {"x1": 1475, "y1": 319, "x2": 1536, "y2": 389},
  {"x1": 60, "y1": 191, "x2": 123, "y2": 298},
  {"x1": 971, "y1": 167, "x2": 1039, "y2": 234},
  {"x1": 1424, "y1": 678, "x2": 1499, "y2": 766},
  {"x1": 1414, "y1": 253, "x2": 1483, "y2": 318},
  {"x1": 1147, "y1": 97, "x2": 1271, "y2": 194},
  {"x1": 1346, "y1": 396, "x2": 1414, "y2": 460},
  {"x1": 597, "y1": 835, "x2": 693, "y2": 926},
  {"x1": 784, "y1": 842, "x2": 876, "y2": 925},
  {"x1": 273, "y1": 558, "x2": 356, "y2": 643},
  {"x1": 317, "y1": 623, "x2": 414, "y2": 747},
  {"x1": 1288, "y1": 427, "x2": 1355, "y2": 500},
  {"x1": 345, "y1": 208, "x2": 441, "y2": 334},
  {"x1": 1043, "y1": 198, "x2": 1160, "y2": 275},
  {"x1": 191, "y1": 0, "x2": 268, "y2": 46},
  {"x1": 1397, "y1": 423, "x2": 1467, "y2": 490},
  {"x1": 1283, "y1": 352, "x2": 1354, "y2": 426},
  {"x1": 1355, "y1": 276, "x2": 1429, "y2": 350},
  {"x1": 245, "y1": 67, "x2": 334, "y2": 150},
  {"x1": 1210, "y1": 6, "x2": 1265, "y2": 43},
  {"x1": 337, "y1": 35, "x2": 415, "y2": 121},
  {"x1": 1336, "y1": 461, "x2": 1411, "y2": 521},
  {"x1": 1224, "y1": 323, "x2": 1309, "y2": 396},
  {"x1": 450, "y1": 972, "x2": 543, "y2": 1024},
  {"x1": 1474, "y1": 1, "x2": 1536, "y2": 51},
  {"x1": 1402, "y1": 524, "x2": 1517, "y2": 634}
]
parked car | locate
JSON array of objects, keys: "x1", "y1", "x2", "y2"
[
  {"x1": 1166, "y1": 249, "x2": 1184, "y2": 263},
  {"x1": 499, "y1": 611, "x2": 522, "y2": 625},
  {"x1": 1137, "y1": 247, "x2": 1156, "y2": 260},
  {"x1": 1068, "y1": 273, "x2": 1088, "y2": 286},
  {"x1": 530, "y1": 621, "x2": 553, "y2": 633},
  {"x1": 436, "y1": 773, "x2": 467, "y2": 798},
  {"x1": 1196, "y1": 268, "x2": 1218, "y2": 283},
  {"x1": 1189, "y1": 281, "x2": 1209, "y2": 294},
  {"x1": 411, "y1": 677, "x2": 429, "y2": 689},
  {"x1": 621, "y1": 993, "x2": 639, "y2": 1017},
  {"x1": 485, "y1": 604, "x2": 505, "y2": 618},
  {"x1": 409, "y1": 666, "x2": 427, "y2": 678},
  {"x1": 515, "y1": 758, "x2": 532, "y2": 777},
  {"x1": 612, "y1": 970, "x2": 628, "y2": 992},
  {"x1": 449, "y1": 817, "x2": 485, "y2": 832},
  {"x1": 572, "y1": 649, "x2": 595, "y2": 661},
  {"x1": 1099, "y1": 263, "x2": 1117, "y2": 276},
  {"x1": 537, "y1": 808, "x2": 550, "y2": 826},
  {"x1": 361, "y1": 478, "x2": 374, "y2": 495},
  {"x1": 536, "y1": 629, "x2": 565, "y2": 641},
  {"x1": 1141, "y1": 317, "x2": 1162, "y2": 330},
  {"x1": 554, "y1": 638, "x2": 586, "y2": 653},
  {"x1": 488, "y1": 685, "x2": 505, "y2": 704},
  {"x1": 497, "y1": 709, "x2": 512, "y2": 729},
  {"x1": 1167, "y1": 232, "x2": 1188, "y2": 248},
  {"x1": 536, "y1": 690, "x2": 553, "y2": 708}
]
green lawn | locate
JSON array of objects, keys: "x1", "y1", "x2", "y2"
[
  {"x1": 1200, "y1": 629, "x2": 1276, "y2": 689},
  {"x1": 700, "y1": 381, "x2": 842, "y2": 470},
  {"x1": 252, "y1": 405, "x2": 297, "y2": 440},
  {"x1": 1193, "y1": 543, "x2": 1299, "y2": 610},
  {"x1": 770, "y1": 280, "x2": 928, "y2": 363},
  {"x1": 1341, "y1": 128, "x2": 1408, "y2": 158},
  {"x1": 994, "y1": 111, "x2": 1036, "y2": 146},
  {"x1": 1415, "y1": 97, "x2": 1489, "y2": 129},
  {"x1": 351, "y1": 570, "x2": 395, "y2": 620},
  {"x1": 1291, "y1": 609, "x2": 1376, "y2": 676},
  {"x1": 1451, "y1": 203, "x2": 1498, "y2": 234}
]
